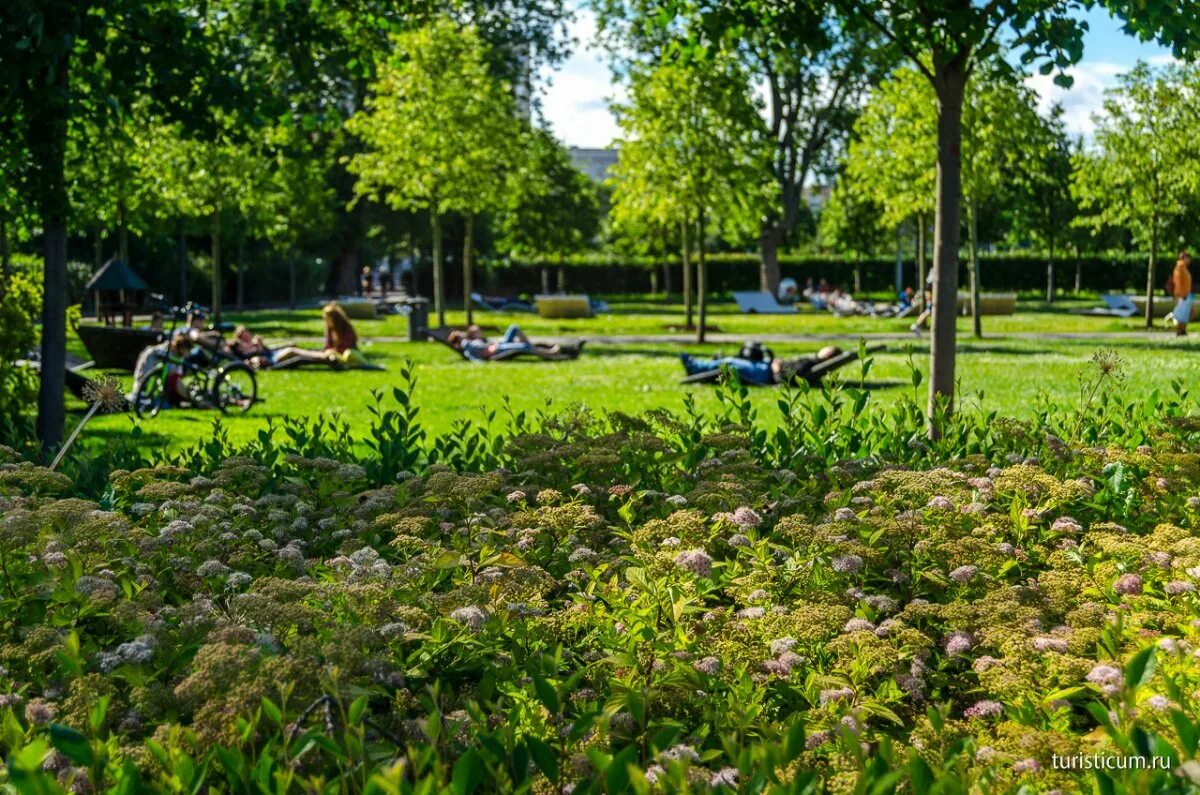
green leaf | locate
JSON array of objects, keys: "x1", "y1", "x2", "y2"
[
  {"x1": 532, "y1": 675, "x2": 559, "y2": 715},
  {"x1": 908, "y1": 752, "x2": 933, "y2": 792},
  {"x1": 1125, "y1": 646, "x2": 1156, "y2": 690},
  {"x1": 785, "y1": 720, "x2": 807, "y2": 761},
  {"x1": 260, "y1": 697, "x2": 282, "y2": 727},
  {"x1": 526, "y1": 736, "x2": 558, "y2": 782},
  {"x1": 605, "y1": 745, "x2": 636, "y2": 794},
  {"x1": 49, "y1": 723, "x2": 93, "y2": 766},
  {"x1": 451, "y1": 749, "x2": 485, "y2": 795},
  {"x1": 348, "y1": 695, "x2": 368, "y2": 724}
]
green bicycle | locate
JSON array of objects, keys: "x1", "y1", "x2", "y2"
[{"x1": 133, "y1": 301, "x2": 258, "y2": 419}]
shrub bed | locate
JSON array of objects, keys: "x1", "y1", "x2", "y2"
[{"x1": 1, "y1": 357, "x2": 1200, "y2": 792}]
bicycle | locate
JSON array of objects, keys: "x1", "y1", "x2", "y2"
[{"x1": 132, "y1": 299, "x2": 258, "y2": 419}]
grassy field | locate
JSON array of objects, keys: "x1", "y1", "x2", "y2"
[
  {"x1": 207, "y1": 294, "x2": 1157, "y2": 340},
  {"x1": 72, "y1": 295, "x2": 1198, "y2": 451}
]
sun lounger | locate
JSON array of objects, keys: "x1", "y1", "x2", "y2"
[
  {"x1": 425, "y1": 326, "x2": 584, "y2": 361},
  {"x1": 1072, "y1": 294, "x2": 1139, "y2": 318},
  {"x1": 471, "y1": 292, "x2": 535, "y2": 312},
  {"x1": 732, "y1": 291, "x2": 798, "y2": 314},
  {"x1": 680, "y1": 344, "x2": 885, "y2": 387}
]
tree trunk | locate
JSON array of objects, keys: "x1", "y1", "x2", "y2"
[
  {"x1": 118, "y1": 198, "x2": 129, "y2": 262},
  {"x1": 34, "y1": 49, "x2": 71, "y2": 455},
  {"x1": 288, "y1": 256, "x2": 297, "y2": 309},
  {"x1": 177, "y1": 223, "x2": 188, "y2": 303},
  {"x1": 968, "y1": 199, "x2": 981, "y2": 339},
  {"x1": 557, "y1": 265, "x2": 565, "y2": 292},
  {"x1": 236, "y1": 234, "x2": 246, "y2": 311},
  {"x1": 649, "y1": 269, "x2": 658, "y2": 293},
  {"x1": 1074, "y1": 247, "x2": 1082, "y2": 294},
  {"x1": 894, "y1": 225, "x2": 904, "y2": 294},
  {"x1": 758, "y1": 224, "x2": 783, "y2": 293},
  {"x1": 0, "y1": 210, "x2": 9, "y2": 293},
  {"x1": 928, "y1": 66, "x2": 967, "y2": 433},
  {"x1": 681, "y1": 216, "x2": 693, "y2": 329},
  {"x1": 211, "y1": 209, "x2": 222, "y2": 323},
  {"x1": 540, "y1": 266, "x2": 549, "y2": 294},
  {"x1": 1145, "y1": 219, "x2": 1158, "y2": 329},
  {"x1": 916, "y1": 216, "x2": 927, "y2": 311},
  {"x1": 853, "y1": 256, "x2": 863, "y2": 295},
  {"x1": 431, "y1": 213, "x2": 445, "y2": 327},
  {"x1": 462, "y1": 213, "x2": 474, "y2": 326},
  {"x1": 1046, "y1": 237, "x2": 1056, "y2": 304},
  {"x1": 696, "y1": 209, "x2": 707, "y2": 344},
  {"x1": 661, "y1": 232, "x2": 672, "y2": 295}
]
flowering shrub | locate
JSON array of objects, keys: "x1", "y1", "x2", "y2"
[{"x1": 1, "y1": 358, "x2": 1200, "y2": 791}]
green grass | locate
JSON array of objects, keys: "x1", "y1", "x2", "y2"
[
  {"x1": 75, "y1": 300, "x2": 1200, "y2": 452},
  {"x1": 209, "y1": 295, "x2": 1154, "y2": 340}
]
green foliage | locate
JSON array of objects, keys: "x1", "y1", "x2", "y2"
[
  {"x1": 1072, "y1": 62, "x2": 1200, "y2": 265},
  {"x1": 496, "y1": 127, "x2": 601, "y2": 260},
  {"x1": 0, "y1": 273, "x2": 40, "y2": 440},
  {"x1": 610, "y1": 57, "x2": 770, "y2": 245},
  {"x1": 347, "y1": 17, "x2": 524, "y2": 321},
  {"x1": 2, "y1": 358, "x2": 1200, "y2": 790}
]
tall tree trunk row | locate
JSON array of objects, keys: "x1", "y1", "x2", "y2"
[
  {"x1": 211, "y1": 208, "x2": 222, "y2": 323},
  {"x1": 431, "y1": 213, "x2": 444, "y2": 327},
  {"x1": 462, "y1": 213, "x2": 474, "y2": 327},
  {"x1": 928, "y1": 67, "x2": 966, "y2": 436},
  {"x1": 696, "y1": 208, "x2": 707, "y2": 344},
  {"x1": 968, "y1": 200, "x2": 981, "y2": 339},
  {"x1": 681, "y1": 216, "x2": 693, "y2": 330},
  {"x1": 35, "y1": 48, "x2": 71, "y2": 454}
]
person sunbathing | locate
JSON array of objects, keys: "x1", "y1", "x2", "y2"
[
  {"x1": 269, "y1": 304, "x2": 381, "y2": 370},
  {"x1": 447, "y1": 324, "x2": 562, "y2": 361},
  {"x1": 681, "y1": 343, "x2": 843, "y2": 386}
]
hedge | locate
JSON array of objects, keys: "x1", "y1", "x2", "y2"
[{"x1": 480, "y1": 251, "x2": 1158, "y2": 296}]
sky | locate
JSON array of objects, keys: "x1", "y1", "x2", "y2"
[{"x1": 538, "y1": 6, "x2": 1176, "y2": 149}]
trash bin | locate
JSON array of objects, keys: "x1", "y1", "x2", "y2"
[{"x1": 406, "y1": 299, "x2": 429, "y2": 342}]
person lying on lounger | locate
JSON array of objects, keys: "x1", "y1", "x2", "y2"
[
  {"x1": 447, "y1": 324, "x2": 563, "y2": 361},
  {"x1": 265, "y1": 304, "x2": 382, "y2": 370},
  {"x1": 680, "y1": 343, "x2": 843, "y2": 386}
]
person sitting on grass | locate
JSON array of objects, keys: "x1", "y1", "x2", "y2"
[
  {"x1": 447, "y1": 324, "x2": 563, "y2": 361},
  {"x1": 681, "y1": 343, "x2": 842, "y2": 386},
  {"x1": 268, "y1": 303, "x2": 381, "y2": 370}
]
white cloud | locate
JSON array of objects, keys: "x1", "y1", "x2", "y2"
[
  {"x1": 536, "y1": 9, "x2": 624, "y2": 149},
  {"x1": 1024, "y1": 61, "x2": 1124, "y2": 139},
  {"x1": 1024, "y1": 56, "x2": 1181, "y2": 140}
]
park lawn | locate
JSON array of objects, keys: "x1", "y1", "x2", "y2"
[
  {"x1": 77, "y1": 332, "x2": 1200, "y2": 452},
  {"x1": 211, "y1": 295, "x2": 1154, "y2": 340}
]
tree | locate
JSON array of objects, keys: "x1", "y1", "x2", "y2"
[
  {"x1": 827, "y1": 0, "x2": 1099, "y2": 429},
  {"x1": 611, "y1": 56, "x2": 770, "y2": 343},
  {"x1": 141, "y1": 115, "x2": 273, "y2": 322},
  {"x1": 1072, "y1": 62, "x2": 1199, "y2": 328},
  {"x1": 0, "y1": 0, "x2": 237, "y2": 453},
  {"x1": 844, "y1": 68, "x2": 936, "y2": 304},
  {"x1": 1010, "y1": 104, "x2": 1077, "y2": 302},
  {"x1": 496, "y1": 126, "x2": 601, "y2": 291},
  {"x1": 596, "y1": 0, "x2": 892, "y2": 294},
  {"x1": 347, "y1": 18, "x2": 524, "y2": 327},
  {"x1": 817, "y1": 182, "x2": 890, "y2": 293},
  {"x1": 221, "y1": 0, "x2": 572, "y2": 296}
]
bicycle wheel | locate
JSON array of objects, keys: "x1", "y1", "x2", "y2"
[
  {"x1": 133, "y1": 366, "x2": 168, "y2": 419},
  {"x1": 213, "y1": 362, "x2": 257, "y2": 414}
]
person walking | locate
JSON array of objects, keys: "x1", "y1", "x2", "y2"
[{"x1": 1170, "y1": 250, "x2": 1193, "y2": 337}]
